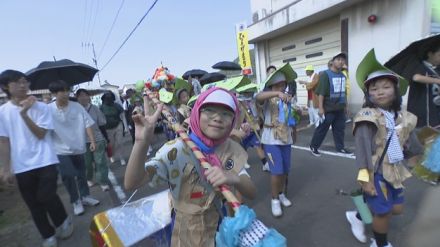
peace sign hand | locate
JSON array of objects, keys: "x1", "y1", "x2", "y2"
[{"x1": 132, "y1": 94, "x2": 163, "y2": 142}]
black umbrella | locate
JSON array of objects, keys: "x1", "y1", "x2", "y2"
[
  {"x1": 199, "y1": 72, "x2": 226, "y2": 85},
  {"x1": 26, "y1": 59, "x2": 99, "y2": 90},
  {"x1": 385, "y1": 34, "x2": 440, "y2": 80},
  {"x1": 182, "y1": 69, "x2": 207, "y2": 80},
  {"x1": 212, "y1": 61, "x2": 242, "y2": 71}
]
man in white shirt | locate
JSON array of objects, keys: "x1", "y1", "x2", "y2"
[
  {"x1": 48, "y1": 80, "x2": 100, "y2": 216},
  {"x1": 298, "y1": 65, "x2": 319, "y2": 127},
  {"x1": 0, "y1": 70, "x2": 73, "y2": 247}
]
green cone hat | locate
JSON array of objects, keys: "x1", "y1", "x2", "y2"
[{"x1": 356, "y1": 49, "x2": 408, "y2": 96}]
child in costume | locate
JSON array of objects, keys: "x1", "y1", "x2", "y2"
[
  {"x1": 256, "y1": 63, "x2": 297, "y2": 217},
  {"x1": 124, "y1": 87, "x2": 256, "y2": 246},
  {"x1": 235, "y1": 85, "x2": 270, "y2": 171},
  {"x1": 346, "y1": 49, "x2": 423, "y2": 247},
  {"x1": 152, "y1": 67, "x2": 178, "y2": 141},
  {"x1": 160, "y1": 91, "x2": 178, "y2": 140}
]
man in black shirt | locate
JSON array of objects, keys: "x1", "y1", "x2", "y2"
[{"x1": 407, "y1": 45, "x2": 440, "y2": 128}]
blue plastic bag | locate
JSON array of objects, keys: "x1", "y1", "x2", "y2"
[
  {"x1": 423, "y1": 136, "x2": 440, "y2": 173},
  {"x1": 216, "y1": 205, "x2": 286, "y2": 247}
]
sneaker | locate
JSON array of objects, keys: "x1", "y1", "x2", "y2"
[
  {"x1": 310, "y1": 146, "x2": 321, "y2": 157},
  {"x1": 370, "y1": 238, "x2": 393, "y2": 247},
  {"x1": 72, "y1": 200, "x2": 84, "y2": 216},
  {"x1": 338, "y1": 148, "x2": 353, "y2": 155},
  {"x1": 82, "y1": 196, "x2": 100, "y2": 206},
  {"x1": 56, "y1": 216, "x2": 73, "y2": 239},
  {"x1": 345, "y1": 211, "x2": 367, "y2": 243},
  {"x1": 87, "y1": 181, "x2": 95, "y2": 187},
  {"x1": 100, "y1": 185, "x2": 110, "y2": 191},
  {"x1": 262, "y1": 162, "x2": 270, "y2": 172},
  {"x1": 109, "y1": 157, "x2": 115, "y2": 163},
  {"x1": 279, "y1": 193, "x2": 292, "y2": 207},
  {"x1": 42, "y1": 235, "x2": 57, "y2": 247},
  {"x1": 120, "y1": 159, "x2": 126, "y2": 166},
  {"x1": 271, "y1": 199, "x2": 282, "y2": 217},
  {"x1": 244, "y1": 163, "x2": 250, "y2": 169}
]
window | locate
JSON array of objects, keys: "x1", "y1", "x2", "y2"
[
  {"x1": 282, "y1": 44, "x2": 296, "y2": 51},
  {"x1": 282, "y1": 57, "x2": 297, "y2": 63},
  {"x1": 305, "y1": 52, "x2": 323, "y2": 59},
  {"x1": 305, "y1": 37, "x2": 322, "y2": 45}
]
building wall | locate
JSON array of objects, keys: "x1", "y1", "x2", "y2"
[
  {"x1": 341, "y1": 0, "x2": 428, "y2": 111},
  {"x1": 250, "y1": 0, "x2": 430, "y2": 112}
]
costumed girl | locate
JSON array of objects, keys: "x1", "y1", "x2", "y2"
[
  {"x1": 234, "y1": 82, "x2": 270, "y2": 171},
  {"x1": 345, "y1": 49, "x2": 423, "y2": 247},
  {"x1": 255, "y1": 63, "x2": 297, "y2": 217},
  {"x1": 124, "y1": 87, "x2": 256, "y2": 246}
]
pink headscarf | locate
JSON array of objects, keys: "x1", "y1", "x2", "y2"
[{"x1": 189, "y1": 87, "x2": 240, "y2": 148}]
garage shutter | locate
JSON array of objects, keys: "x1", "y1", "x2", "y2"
[{"x1": 268, "y1": 16, "x2": 341, "y2": 106}]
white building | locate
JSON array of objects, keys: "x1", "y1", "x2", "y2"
[{"x1": 248, "y1": 0, "x2": 439, "y2": 111}]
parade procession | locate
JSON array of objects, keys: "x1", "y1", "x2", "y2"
[{"x1": 1, "y1": 1, "x2": 440, "y2": 247}]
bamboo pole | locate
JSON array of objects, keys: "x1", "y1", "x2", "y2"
[{"x1": 145, "y1": 89, "x2": 241, "y2": 211}]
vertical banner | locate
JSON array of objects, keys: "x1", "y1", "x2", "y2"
[{"x1": 236, "y1": 23, "x2": 253, "y2": 75}]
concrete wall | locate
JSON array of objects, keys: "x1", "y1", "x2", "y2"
[
  {"x1": 249, "y1": 0, "x2": 362, "y2": 41},
  {"x1": 250, "y1": 0, "x2": 430, "y2": 112},
  {"x1": 342, "y1": 0, "x2": 429, "y2": 112}
]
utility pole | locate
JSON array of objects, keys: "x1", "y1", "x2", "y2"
[{"x1": 91, "y1": 43, "x2": 102, "y2": 86}]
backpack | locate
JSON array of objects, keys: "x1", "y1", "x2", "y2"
[{"x1": 100, "y1": 104, "x2": 123, "y2": 129}]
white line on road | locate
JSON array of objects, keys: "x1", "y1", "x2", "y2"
[
  {"x1": 291, "y1": 145, "x2": 356, "y2": 159},
  {"x1": 108, "y1": 169, "x2": 127, "y2": 203}
]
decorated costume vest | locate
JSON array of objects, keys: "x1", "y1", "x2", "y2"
[
  {"x1": 145, "y1": 138, "x2": 248, "y2": 246},
  {"x1": 263, "y1": 98, "x2": 291, "y2": 143},
  {"x1": 353, "y1": 107, "x2": 417, "y2": 188}
]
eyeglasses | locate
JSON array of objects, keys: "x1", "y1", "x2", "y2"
[{"x1": 200, "y1": 107, "x2": 234, "y2": 121}]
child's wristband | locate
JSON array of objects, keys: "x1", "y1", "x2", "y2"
[{"x1": 357, "y1": 168, "x2": 370, "y2": 182}]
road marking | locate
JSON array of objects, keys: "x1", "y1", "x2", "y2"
[
  {"x1": 291, "y1": 145, "x2": 356, "y2": 159},
  {"x1": 108, "y1": 169, "x2": 127, "y2": 203}
]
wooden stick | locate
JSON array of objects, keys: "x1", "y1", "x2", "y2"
[{"x1": 145, "y1": 89, "x2": 241, "y2": 211}]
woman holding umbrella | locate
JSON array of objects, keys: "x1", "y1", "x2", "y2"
[
  {"x1": 407, "y1": 44, "x2": 440, "y2": 128},
  {"x1": 385, "y1": 35, "x2": 440, "y2": 128}
]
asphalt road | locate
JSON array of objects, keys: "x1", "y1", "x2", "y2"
[{"x1": 1, "y1": 124, "x2": 433, "y2": 247}]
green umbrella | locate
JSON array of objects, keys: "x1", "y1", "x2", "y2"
[
  {"x1": 356, "y1": 49, "x2": 408, "y2": 96},
  {"x1": 236, "y1": 83, "x2": 258, "y2": 93},
  {"x1": 187, "y1": 94, "x2": 198, "y2": 107},
  {"x1": 216, "y1": 76, "x2": 251, "y2": 91},
  {"x1": 173, "y1": 77, "x2": 191, "y2": 104}
]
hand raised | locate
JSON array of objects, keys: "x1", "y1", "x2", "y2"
[
  {"x1": 19, "y1": 96, "x2": 37, "y2": 113},
  {"x1": 132, "y1": 94, "x2": 163, "y2": 142}
]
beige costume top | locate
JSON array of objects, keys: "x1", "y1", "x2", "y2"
[
  {"x1": 177, "y1": 104, "x2": 191, "y2": 120},
  {"x1": 145, "y1": 138, "x2": 249, "y2": 246},
  {"x1": 353, "y1": 107, "x2": 417, "y2": 188},
  {"x1": 261, "y1": 98, "x2": 293, "y2": 145}
]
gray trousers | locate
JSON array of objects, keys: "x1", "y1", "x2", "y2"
[{"x1": 57, "y1": 154, "x2": 90, "y2": 203}]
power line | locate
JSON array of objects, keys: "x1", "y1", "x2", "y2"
[
  {"x1": 98, "y1": 0, "x2": 126, "y2": 60},
  {"x1": 81, "y1": 0, "x2": 90, "y2": 58},
  {"x1": 100, "y1": 0, "x2": 159, "y2": 72},
  {"x1": 85, "y1": 0, "x2": 95, "y2": 44},
  {"x1": 90, "y1": 0, "x2": 102, "y2": 44},
  {"x1": 86, "y1": 0, "x2": 101, "y2": 45}
]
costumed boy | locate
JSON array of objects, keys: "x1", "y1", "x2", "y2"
[
  {"x1": 345, "y1": 49, "x2": 423, "y2": 247},
  {"x1": 255, "y1": 63, "x2": 297, "y2": 217}
]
